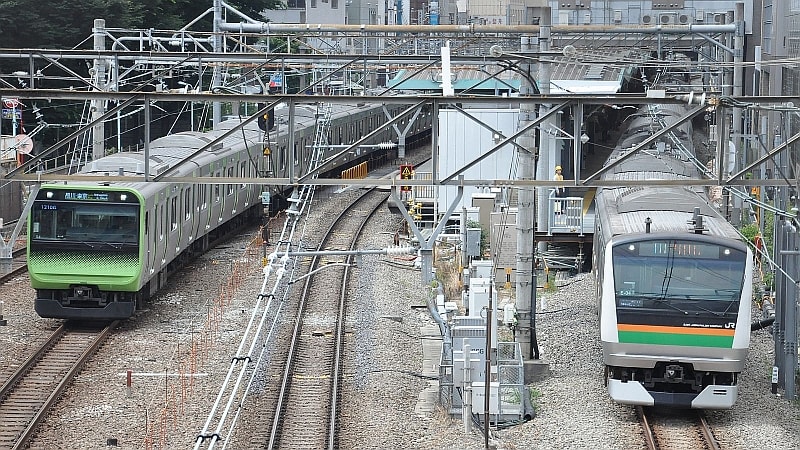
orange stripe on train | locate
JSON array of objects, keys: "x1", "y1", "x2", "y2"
[{"x1": 617, "y1": 323, "x2": 735, "y2": 336}]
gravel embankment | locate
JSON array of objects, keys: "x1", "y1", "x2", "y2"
[{"x1": 1, "y1": 197, "x2": 799, "y2": 449}]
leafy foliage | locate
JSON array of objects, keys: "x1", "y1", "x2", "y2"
[
  {"x1": 0, "y1": 0, "x2": 283, "y2": 49},
  {"x1": 466, "y1": 219, "x2": 488, "y2": 257}
]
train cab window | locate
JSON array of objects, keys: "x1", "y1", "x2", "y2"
[
  {"x1": 170, "y1": 197, "x2": 178, "y2": 231},
  {"x1": 30, "y1": 200, "x2": 139, "y2": 247},
  {"x1": 612, "y1": 240, "x2": 747, "y2": 308}
]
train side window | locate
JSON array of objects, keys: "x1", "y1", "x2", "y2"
[
  {"x1": 159, "y1": 204, "x2": 164, "y2": 240},
  {"x1": 170, "y1": 197, "x2": 178, "y2": 231},
  {"x1": 214, "y1": 170, "x2": 221, "y2": 203},
  {"x1": 144, "y1": 212, "x2": 148, "y2": 235},
  {"x1": 240, "y1": 161, "x2": 247, "y2": 189},
  {"x1": 184, "y1": 188, "x2": 191, "y2": 220},
  {"x1": 294, "y1": 141, "x2": 299, "y2": 166},
  {"x1": 200, "y1": 184, "x2": 207, "y2": 210},
  {"x1": 227, "y1": 166, "x2": 234, "y2": 195}
]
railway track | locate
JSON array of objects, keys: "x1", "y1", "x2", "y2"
[
  {"x1": 0, "y1": 320, "x2": 118, "y2": 449},
  {"x1": 260, "y1": 188, "x2": 388, "y2": 449},
  {"x1": 0, "y1": 247, "x2": 27, "y2": 284},
  {"x1": 638, "y1": 405, "x2": 721, "y2": 450}
]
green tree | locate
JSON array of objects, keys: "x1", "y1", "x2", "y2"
[
  {"x1": 0, "y1": 0, "x2": 145, "y2": 49},
  {"x1": 0, "y1": 0, "x2": 284, "y2": 50}
]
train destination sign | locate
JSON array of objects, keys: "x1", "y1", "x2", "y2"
[
  {"x1": 63, "y1": 191, "x2": 111, "y2": 201},
  {"x1": 637, "y1": 241, "x2": 721, "y2": 259}
]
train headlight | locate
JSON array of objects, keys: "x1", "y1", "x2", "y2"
[
  {"x1": 46, "y1": 191, "x2": 53, "y2": 198},
  {"x1": 627, "y1": 244, "x2": 636, "y2": 252},
  {"x1": 120, "y1": 194, "x2": 127, "y2": 201},
  {"x1": 723, "y1": 248, "x2": 731, "y2": 256}
]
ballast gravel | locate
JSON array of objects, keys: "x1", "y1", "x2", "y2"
[{"x1": 0, "y1": 202, "x2": 798, "y2": 449}]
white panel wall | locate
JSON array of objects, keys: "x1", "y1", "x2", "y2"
[{"x1": 437, "y1": 108, "x2": 519, "y2": 216}]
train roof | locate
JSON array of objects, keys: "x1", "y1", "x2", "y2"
[
  {"x1": 597, "y1": 152, "x2": 739, "y2": 239},
  {"x1": 596, "y1": 100, "x2": 741, "y2": 241},
  {"x1": 42, "y1": 100, "x2": 392, "y2": 195},
  {"x1": 76, "y1": 101, "x2": 382, "y2": 177},
  {"x1": 596, "y1": 188, "x2": 739, "y2": 238}
]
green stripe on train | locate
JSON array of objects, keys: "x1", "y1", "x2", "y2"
[
  {"x1": 28, "y1": 250, "x2": 142, "y2": 291},
  {"x1": 618, "y1": 331, "x2": 734, "y2": 348}
]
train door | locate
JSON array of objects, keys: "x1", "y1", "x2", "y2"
[
  {"x1": 145, "y1": 209, "x2": 152, "y2": 275},
  {"x1": 212, "y1": 168, "x2": 221, "y2": 228},
  {"x1": 239, "y1": 158, "x2": 248, "y2": 210},
  {"x1": 225, "y1": 163, "x2": 235, "y2": 221},
  {"x1": 182, "y1": 185, "x2": 193, "y2": 246},
  {"x1": 169, "y1": 187, "x2": 179, "y2": 257},
  {"x1": 160, "y1": 196, "x2": 167, "y2": 267}
]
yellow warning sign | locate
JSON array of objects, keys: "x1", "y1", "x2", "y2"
[{"x1": 400, "y1": 164, "x2": 413, "y2": 192}]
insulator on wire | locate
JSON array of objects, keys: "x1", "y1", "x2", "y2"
[{"x1": 386, "y1": 246, "x2": 413, "y2": 255}]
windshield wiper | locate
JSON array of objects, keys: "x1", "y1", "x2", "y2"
[
  {"x1": 690, "y1": 303, "x2": 728, "y2": 317},
  {"x1": 638, "y1": 294, "x2": 691, "y2": 315},
  {"x1": 656, "y1": 293, "x2": 738, "y2": 317}
]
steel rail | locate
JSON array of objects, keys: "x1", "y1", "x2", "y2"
[{"x1": 0, "y1": 321, "x2": 118, "y2": 449}]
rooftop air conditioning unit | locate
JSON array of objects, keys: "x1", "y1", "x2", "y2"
[
  {"x1": 678, "y1": 14, "x2": 690, "y2": 24},
  {"x1": 642, "y1": 14, "x2": 653, "y2": 25},
  {"x1": 660, "y1": 13, "x2": 676, "y2": 25}
]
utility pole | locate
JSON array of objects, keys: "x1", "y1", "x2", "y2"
[
  {"x1": 515, "y1": 7, "x2": 551, "y2": 383},
  {"x1": 91, "y1": 19, "x2": 107, "y2": 160}
]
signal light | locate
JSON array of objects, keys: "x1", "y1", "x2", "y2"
[{"x1": 257, "y1": 103, "x2": 275, "y2": 131}]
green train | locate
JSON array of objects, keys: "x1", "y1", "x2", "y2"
[{"x1": 28, "y1": 102, "x2": 432, "y2": 319}]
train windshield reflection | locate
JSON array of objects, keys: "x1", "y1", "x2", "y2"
[
  {"x1": 612, "y1": 239, "x2": 746, "y2": 307},
  {"x1": 31, "y1": 202, "x2": 139, "y2": 246}
]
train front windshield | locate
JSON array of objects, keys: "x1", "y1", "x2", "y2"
[
  {"x1": 612, "y1": 239, "x2": 747, "y2": 314},
  {"x1": 30, "y1": 190, "x2": 139, "y2": 248}
]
